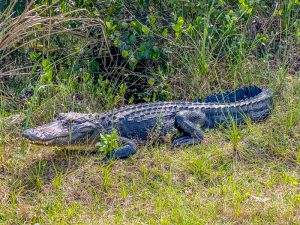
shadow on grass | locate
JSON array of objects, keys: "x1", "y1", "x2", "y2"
[{"x1": 15, "y1": 147, "x2": 100, "y2": 192}]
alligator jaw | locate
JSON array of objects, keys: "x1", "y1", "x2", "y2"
[
  {"x1": 22, "y1": 112, "x2": 100, "y2": 146},
  {"x1": 23, "y1": 127, "x2": 71, "y2": 146},
  {"x1": 23, "y1": 124, "x2": 92, "y2": 146},
  {"x1": 24, "y1": 136, "x2": 68, "y2": 146},
  {"x1": 23, "y1": 129, "x2": 94, "y2": 146}
]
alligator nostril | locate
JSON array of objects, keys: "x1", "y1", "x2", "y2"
[
  {"x1": 23, "y1": 129, "x2": 39, "y2": 141},
  {"x1": 23, "y1": 129, "x2": 30, "y2": 138}
]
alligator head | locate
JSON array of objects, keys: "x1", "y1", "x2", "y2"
[{"x1": 23, "y1": 112, "x2": 104, "y2": 146}]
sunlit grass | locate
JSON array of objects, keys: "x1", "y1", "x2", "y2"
[{"x1": 0, "y1": 93, "x2": 299, "y2": 224}]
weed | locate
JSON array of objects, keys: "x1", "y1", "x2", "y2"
[
  {"x1": 285, "y1": 98, "x2": 300, "y2": 133},
  {"x1": 95, "y1": 128, "x2": 120, "y2": 156},
  {"x1": 102, "y1": 165, "x2": 112, "y2": 192},
  {"x1": 29, "y1": 160, "x2": 47, "y2": 190},
  {"x1": 223, "y1": 121, "x2": 242, "y2": 157},
  {"x1": 121, "y1": 179, "x2": 128, "y2": 200},
  {"x1": 52, "y1": 163, "x2": 63, "y2": 190}
]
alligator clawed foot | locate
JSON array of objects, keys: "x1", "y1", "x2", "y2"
[
  {"x1": 97, "y1": 144, "x2": 137, "y2": 164},
  {"x1": 172, "y1": 136, "x2": 202, "y2": 148}
]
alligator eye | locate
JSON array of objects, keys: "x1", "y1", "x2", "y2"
[{"x1": 63, "y1": 120, "x2": 72, "y2": 127}]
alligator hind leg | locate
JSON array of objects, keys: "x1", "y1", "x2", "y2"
[
  {"x1": 172, "y1": 111, "x2": 207, "y2": 148},
  {"x1": 99, "y1": 137, "x2": 137, "y2": 163}
]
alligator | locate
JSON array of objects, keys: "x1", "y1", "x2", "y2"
[{"x1": 23, "y1": 86, "x2": 273, "y2": 162}]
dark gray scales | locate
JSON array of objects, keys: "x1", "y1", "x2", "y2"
[{"x1": 23, "y1": 86, "x2": 273, "y2": 162}]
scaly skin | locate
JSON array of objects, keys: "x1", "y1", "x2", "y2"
[{"x1": 23, "y1": 86, "x2": 273, "y2": 162}]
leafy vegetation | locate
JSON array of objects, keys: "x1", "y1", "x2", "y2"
[
  {"x1": 0, "y1": 0, "x2": 299, "y2": 224},
  {"x1": 96, "y1": 128, "x2": 120, "y2": 156}
]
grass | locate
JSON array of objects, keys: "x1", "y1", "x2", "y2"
[
  {"x1": 0, "y1": 0, "x2": 105, "y2": 79},
  {"x1": 0, "y1": 82, "x2": 300, "y2": 224}
]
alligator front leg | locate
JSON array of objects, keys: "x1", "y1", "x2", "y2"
[
  {"x1": 173, "y1": 111, "x2": 207, "y2": 148},
  {"x1": 99, "y1": 137, "x2": 137, "y2": 163}
]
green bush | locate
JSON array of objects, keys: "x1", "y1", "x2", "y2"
[{"x1": 1, "y1": 0, "x2": 299, "y2": 112}]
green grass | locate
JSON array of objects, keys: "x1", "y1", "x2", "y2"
[{"x1": 0, "y1": 86, "x2": 299, "y2": 224}]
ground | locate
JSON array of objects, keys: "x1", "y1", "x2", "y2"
[{"x1": 0, "y1": 100, "x2": 299, "y2": 224}]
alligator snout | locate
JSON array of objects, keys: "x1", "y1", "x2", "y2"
[
  {"x1": 23, "y1": 127, "x2": 56, "y2": 142},
  {"x1": 23, "y1": 128, "x2": 38, "y2": 141},
  {"x1": 22, "y1": 119, "x2": 69, "y2": 143}
]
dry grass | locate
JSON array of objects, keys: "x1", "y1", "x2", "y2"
[{"x1": 0, "y1": 0, "x2": 105, "y2": 78}]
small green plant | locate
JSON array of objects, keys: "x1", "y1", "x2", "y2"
[
  {"x1": 95, "y1": 128, "x2": 120, "y2": 156},
  {"x1": 285, "y1": 99, "x2": 300, "y2": 133},
  {"x1": 121, "y1": 180, "x2": 128, "y2": 200},
  {"x1": 102, "y1": 165, "x2": 112, "y2": 192},
  {"x1": 221, "y1": 117, "x2": 243, "y2": 160},
  {"x1": 29, "y1": 160, "x2": 47, "y2": 190},
  {"x1": 52, "y1": 163, "x2": 63, "y2": 190},
  {"x1": 0, "y1": 213, "x2": 6, "y2": 222},
  {"x1": 187, "y1": 153, "x2": 213, "y2": 181}
]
